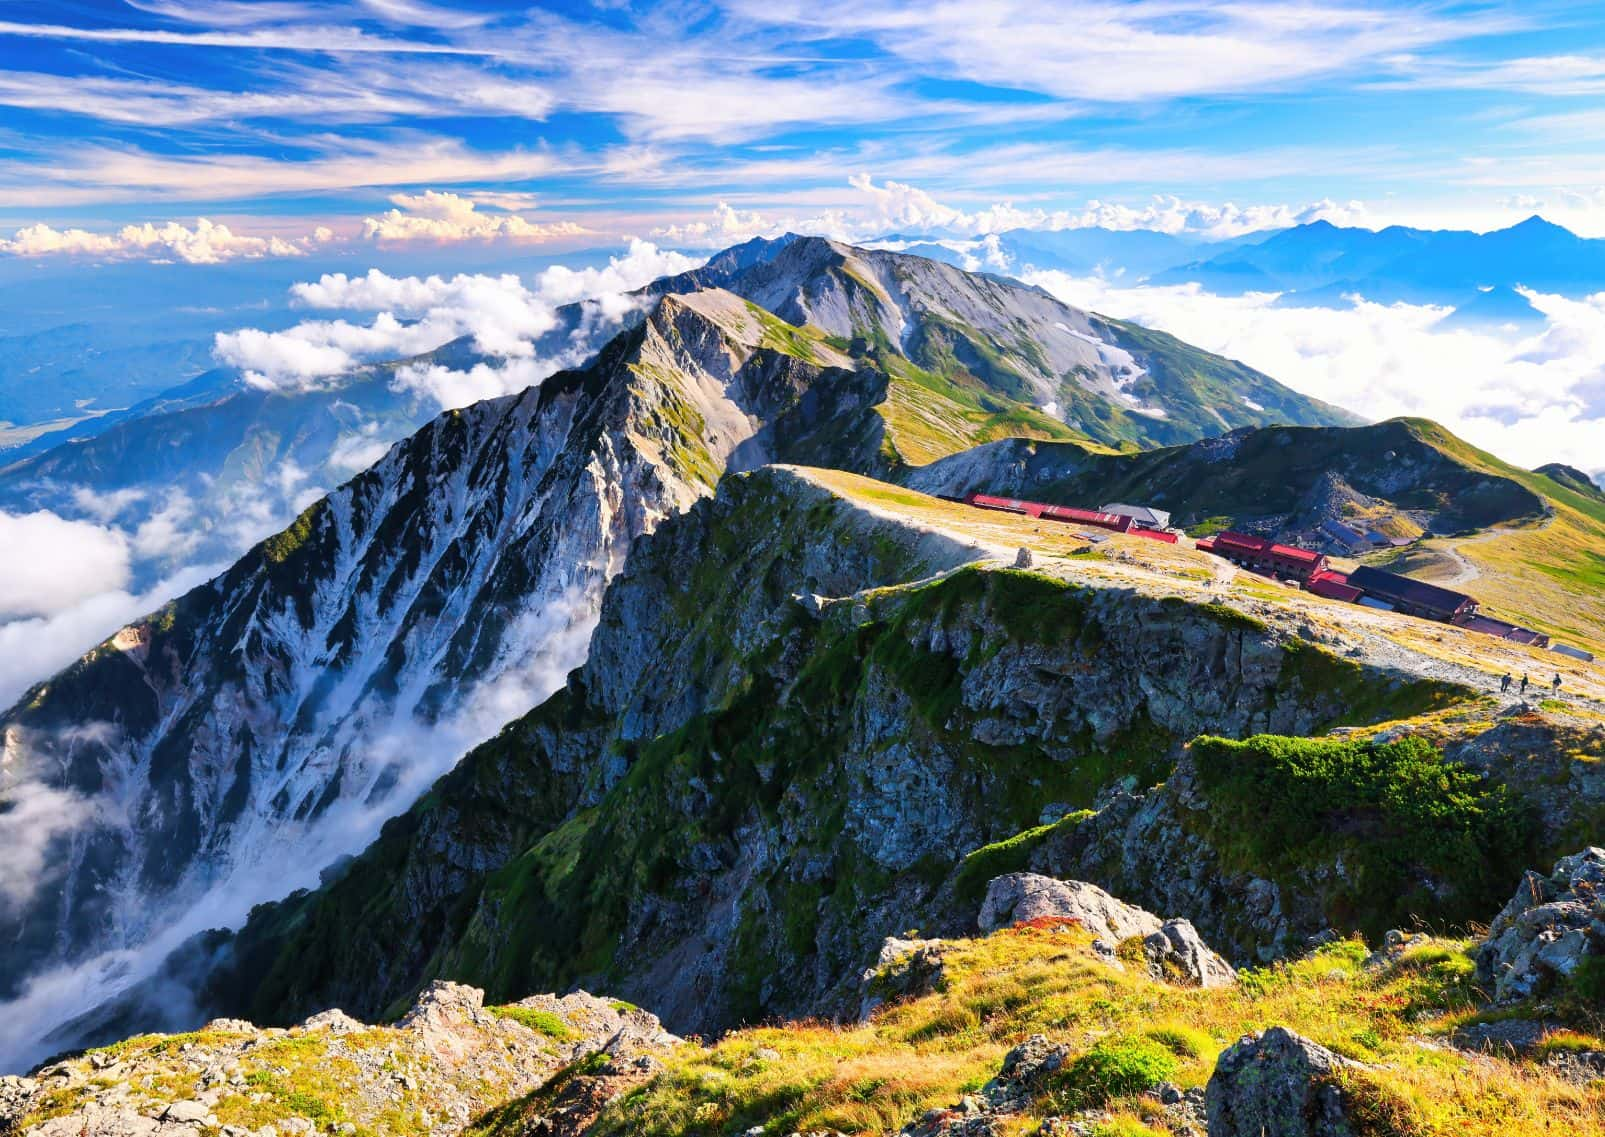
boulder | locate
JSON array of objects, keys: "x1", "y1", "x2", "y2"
[
  {"x1": 978, "y1": 874, "x2": 1162, "y2": 940},
  {"x1": 159, "y1": 1101, "x2": 212, "y2": 1125},
  {"x1": 299, "y1": 1009, "x2": 364, "y2": 1036},
  {"x1": 980, "y1": 874, "x2": 1235, "y2": 986},
  {"x1": 1142, "y1": 920, "x2": 1237, "y2": 988},
  {"x1": 983, "y1": 1035, "x2": 1068, "y2": 1111},
  {"x1": 1476, "y1": 847, "x2": 1605, "y2": 1002},
  {"x1": 1205, "y1": 1027, "x2": 1357, "y2": 1137},
  {"x1": 859, "y1": 937, "x2": 950, "y2": 1020},
  {"x1": 897, "y1": 1034, "x2": 1067, "y2": 1137}
]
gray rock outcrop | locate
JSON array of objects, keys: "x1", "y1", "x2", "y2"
[
  {"x1": 1477, "y1": 846, "x2": 1605, "y2": 1002},
  {"x1": 979, "y1": 873, "x2": 1235, "y2": 987},
  {"x1": 859, "y1": 937, "x2": 952, "y2": 1021},
  {"x1": 898, "y1": 1035, "x2": 1068, "y2": 1137},
  {"x1": 1205, "y1": 1027, "x2": 1357, "y2": 1137},
  {"x1": 1142, "y1": 919, "x2": 1238, "y2": 988},
  {"x1": 979, "y1": 874, "x2": 1164, "y2": 939},
  {"x1": 0, "y1": 984, "x2": 677, "y2": 1137}
]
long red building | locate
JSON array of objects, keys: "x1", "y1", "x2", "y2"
[
  {"x1": 1196, "y1": 530, "x2": 1328, "y2": 581},
  {"x1": 963, "y1": 493, "x2": 1137, "y2": 533}
]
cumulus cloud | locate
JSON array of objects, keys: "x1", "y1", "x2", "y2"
[
  {"x1": 0, "y1": 511, "x2": 132, "y2": 620},
  {"x1": 216, "y1": 238, "x2": 704, "y2": 406},
  {"x1": 532, "y1": 237, "x2": 702, "y2": 304},
  {"x1": 362, "y1": 190, "x2": 590, "y2": 245},
  {"x1": 0, "y1": 217, "x2": 334, "y2": 264},
  {"x1": 651, "y1": 177, "x2": 1369, "y2": 248},
  {"x1": 1022, "y1": 269, "x2": 1605, "y2": 475},
  {"x1": 649, "y1": 201, "x2": 786, "y2": 247}
]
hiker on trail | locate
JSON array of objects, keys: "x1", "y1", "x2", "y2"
[
  {"x1": 1501, "y1": 673, "x2": 1512, "y2": 693},
  {"x1": 1520, "y1": 674, "x2": 1530, "y2": 694},
  {"x1": 1554, "y1": 673, "x2": 1563, "y2": 694}
]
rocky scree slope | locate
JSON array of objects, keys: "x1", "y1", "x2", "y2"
[
  {"x1": 208, "y1": 466, "x2": 1466, "y2": 1041},
  {"x1": 0, "y1": 289, "x2": 892, "y2": 1066}
]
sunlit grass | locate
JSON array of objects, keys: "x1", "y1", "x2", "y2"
[{"x1": 586, "y1": 925, "x2": 1605, "y2": 1137}]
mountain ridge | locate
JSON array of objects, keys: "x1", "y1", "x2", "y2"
[{"x1": 0, "y1": 287, "x2": 896, "y2": 1069}]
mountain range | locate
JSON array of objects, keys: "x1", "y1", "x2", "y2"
[
  {"x1": 905, "y1": 215, "x2": 1605, "y2": 328},
  {"x1": 2, "y1": 234, "x2": 1604, "y2": 1133},
  {"x1": 0, "y1": 237, "x2": 1349, "y2": 599}
]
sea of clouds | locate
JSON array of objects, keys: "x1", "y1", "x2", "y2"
[{"x1": 1020, "y1": 270, "x2": 1605, "y2": 480}]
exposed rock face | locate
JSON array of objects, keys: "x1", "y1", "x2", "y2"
[
  {"x1": 978, "y1": 874, "x2": 1233, "y2": 988},
  {"x1": 0, "y1": 983, "x2": 675, "y2": 1137},
  {"x1": 210, "y1": 469, "x2": 1439, "y2": 1040},
  {"x1": 1205, "y1": 1027, "x2": 1357, "y2": 1137},
  {"x1": 2, "y1": 1075, "x2": 38, "y2": 1131},
  {"x1": 1477, "y1": 846, "x2": 1605, "y2": 1002},
  {"x1": 717, "y1": 238, "x2": 1351, "y2": 448},
  {"x1": 1025, "y1": 777, "x2": 1315, "y2": 964},
  {"x1": 0, "y1": 290, "x2": 887, "y2": 1069}
]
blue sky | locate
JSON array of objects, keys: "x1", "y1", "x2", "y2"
[{"x1": 5, "y1": 0, "x2": 1605, "y2": 261}]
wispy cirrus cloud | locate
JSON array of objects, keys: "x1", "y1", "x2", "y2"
[
  {"x1": 731, "y1": 0, "x2": 1514, "y2": 102},
  {"x1": 0, "y1": 135, "x2": 563, "y2": 207},
  {"x1": 1377, "y1": 51, "x2": 1605, "y2": 97},
  {"x1": 0, "y1": 18, "x2": 481, "y2": 54},
  {"x1": 0, "y1": 65, "x2": 555, "y2": 127}
]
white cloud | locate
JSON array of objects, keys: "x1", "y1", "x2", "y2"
[
  {"x1": 1055, "y1": 195, "x2": 1372, "y2": 238},
  {"x1": 0, "y1": 17, "x2": 482, "y2": 55},
  {"x1": 652, "y1": 177, "x2": 1371, "y2": 249},
  {"x1": 1381, "y1": 51, "x2": 1605, "y2": 97},
  {"x1": 650, "y1": 201, "x2": 789, "y2": 247},
  {"x1": 532, "y1": 237, "x2": 702, "y2": 304},
  {"x1": 0, "y1": 66, "x2": 556, "y2": 130},
  {"x1": 356, "y1": 0, "x2": 493, "y2": 30},
  {"x1": 217, "y1": 239, "x2": 704, "y2": 403},
  {"x1": 391, "y1": 357, "x2": 550, "y2": 409},
  {"x1": 0, "y1": 137, "x2": 560, "y2": 208},
  {"x1": 738, "y1": 0, "x2": 1509, "y2": 103},
  {"x1": 0, "y1": 217, "x2": 333, "y2": 264},
  {"x1": 362, "y1": 190, "x2": 590, "y2": 245},
  {"x1": 0, "y1": 511, "x2": 132, "y2": 620},
  {"x1": 0, "y1": 784, "x2": 94, "y2": 911},
  {"x1": 1022, "y1": 269, "x2": 1605, "y2": 475},
  {"x1": 0, "y1": 562, "x2": 221, "y2": 711}
]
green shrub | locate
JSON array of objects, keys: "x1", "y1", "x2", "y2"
[
  {"x1": 1571, "y1": 955, "x2": 1605, "y2": 1003},
  {"x1": 1054, "y1": 1037, "x2": 1178, "y2": 1108},
  {"x1": 487, "y1": 1006, "x2": 575, "y2": 1040},
  {"x1": 1143, "y1": 1023, "x2": 1215, "y2": 1060},
  {"x1": 1189, "y1": 734, "x2": 1535, "y2": 937}
]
